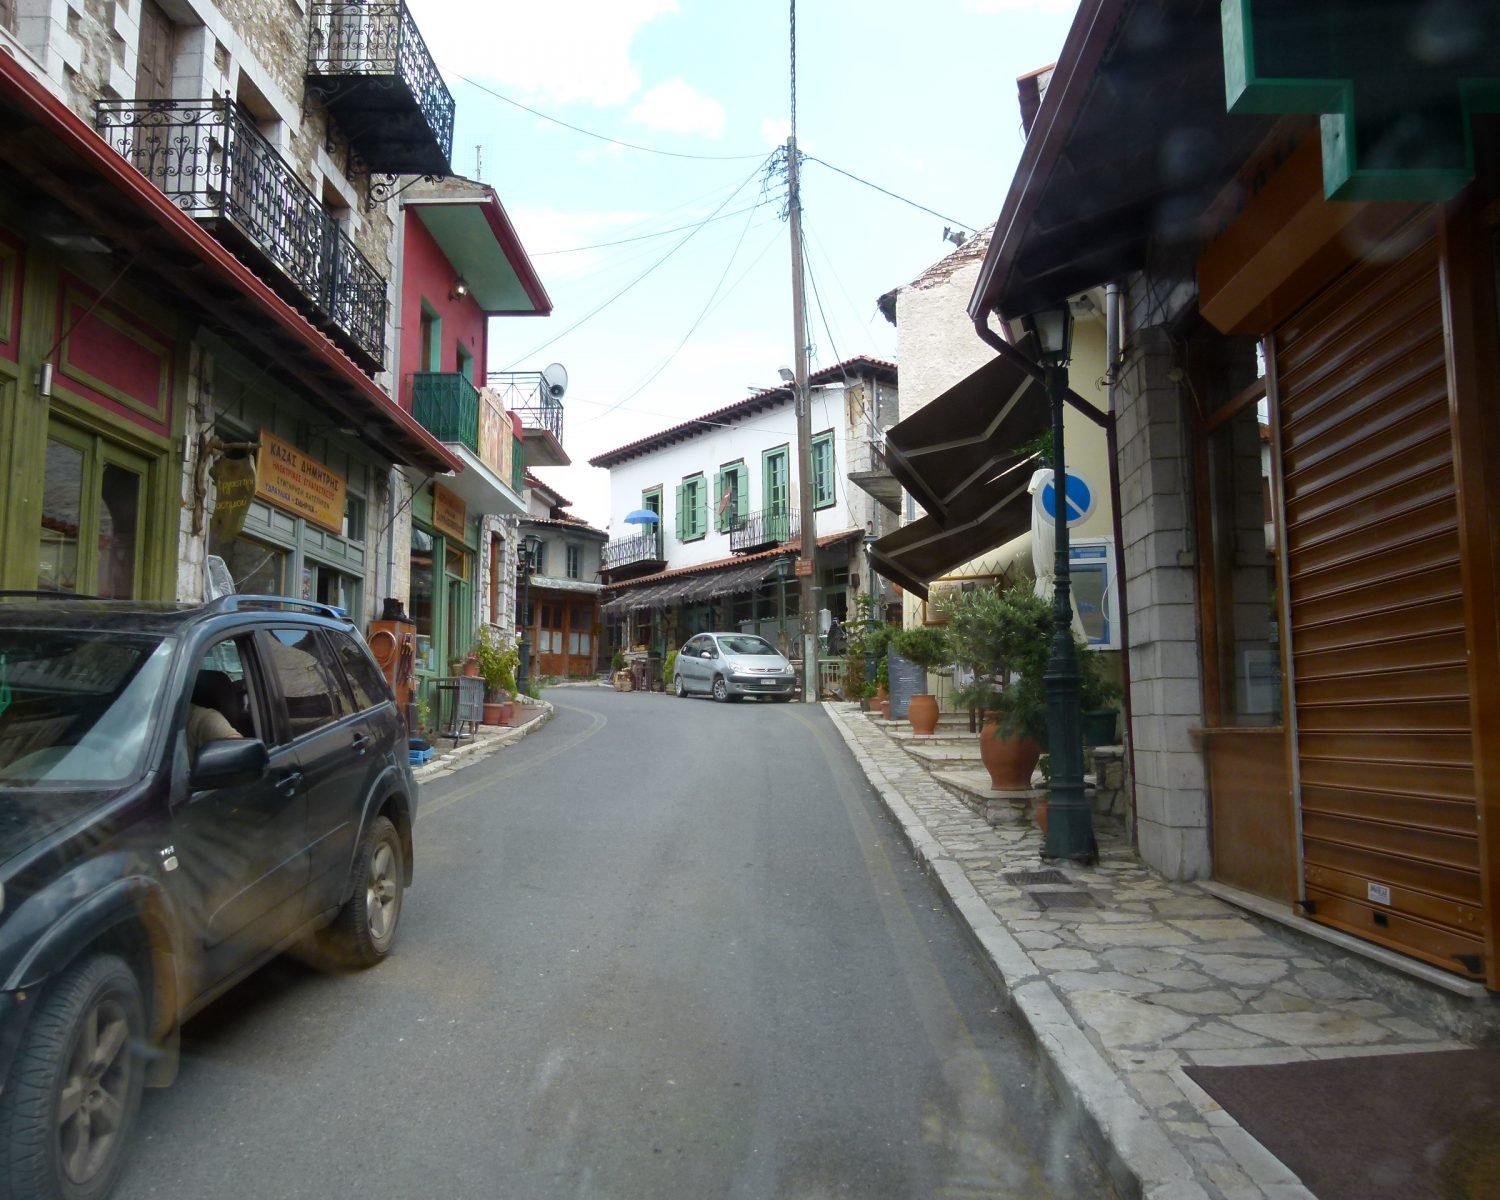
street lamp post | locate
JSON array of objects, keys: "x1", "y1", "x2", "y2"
[
  {"x1": 516, "y1": 534, "x2": 541, "y2": 696},
  {"x1": 1021, "y1": 302, "x2": 1094, "y2": 864}
]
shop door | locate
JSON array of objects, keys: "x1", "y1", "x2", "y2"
[
  {"x1": 1272, "y1": 233, "x2": 1483, "y2": 979},
  {"x1": 444, "y1": 544, "x2": 470, "y2": 671},
  {"x1": 38, "y1": 423, "x2": 150, "y2": 599}
]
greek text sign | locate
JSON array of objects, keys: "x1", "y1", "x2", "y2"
[{"x1": 255, "y1": 430, "x2": 346, "y2": 534}]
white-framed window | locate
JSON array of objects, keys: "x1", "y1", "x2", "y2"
[
  {"x1": 1069, "y1": 537, "x2": 1119, "y2": 649},
  {"x1": 566, "y1": 543, "x2": 582, "y2": 579}
]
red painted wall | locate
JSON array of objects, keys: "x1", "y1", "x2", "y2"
[{"x1": 398, "y1": 212, "x2": 488, "y2": 409}]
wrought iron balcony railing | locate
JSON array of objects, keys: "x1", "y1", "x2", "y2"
[
  {"x1": 95, "y1": 97, "x2": 386, "y2": 370},
  {"x1": 307, "y1": 2, "x2": 455, "y2": 177},
  {"x1": 410, "y1": 373, "x2": 519, "y2": 487},
  {"x1": 488, "y1": 371, "x2": 564, "y2": 444},
  {"x1": 729, "y1": 507, "x2": 798, "y2": 554},
  {"x1": 603, "y1": 531, "x2": 666, "y2": 573}
]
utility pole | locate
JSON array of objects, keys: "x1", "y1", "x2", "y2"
[{"x1": 788, "y1": 1, "x2": 818, "y2": 701}]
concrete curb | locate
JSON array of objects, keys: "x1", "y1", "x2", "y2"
[
  {"x1": 411, "y1": 697, "x2": 555, "y2": 784},
  {"x1": 823, "y1": 702, "x2": 1203, "y2": 1200}
]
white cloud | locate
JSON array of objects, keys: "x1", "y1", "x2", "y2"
[
  {"x1": 412, "y1": 0, "x2": 679, "y2": 107},
  {"x1": 628, "y1": 79, "x2": 726, "y2": 138}
]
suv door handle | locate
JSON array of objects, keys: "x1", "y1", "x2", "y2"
[
  {"x1": 351, "y1": 732, "x2": 369, "y2": 755},
  {"x1": 275, "y1": 771, "x2": 303, "y2": 796}
]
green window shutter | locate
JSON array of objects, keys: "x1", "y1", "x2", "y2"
[
  {"x1": 693, "y1": 477, "x2": 708, "y2": 538},
  {"x1": 675, "y1": 482, "x2": 686, "y2": 542},
  {"x1": 736, "y1": 464, "x2": 749, "y2": 524},
  {"x1": 713, "y1": 469, "x2": 727, "y2": 532},
  {"x1": 813, "y1": 434, "x2": 835, "y2": 508}
]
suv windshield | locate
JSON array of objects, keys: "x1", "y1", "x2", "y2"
[
  {"x1": 0, "y1": 632, "x2": 174, "y2": 787},
  {"x1": 717, "y1": 635, "x2": 778, "y2": 656}
]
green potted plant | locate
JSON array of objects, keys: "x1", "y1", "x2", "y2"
[
  {"x1": 865, "y1": 621, "x2": 897, "y2": 716},
  {"x1": 473, "y1": 626, "x2": 519, "y2": 725},
  {"x1": 1080, "y1": 649, "x2": 1122, "y2": 745},
  {"x1": 942, "y1": 582, "x2": 1052, "y2": 789},
  {"x1": 891, "y1": 624, "x2": 951, "y2": 736}
]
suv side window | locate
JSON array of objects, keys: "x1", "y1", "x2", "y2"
[
  {"x1": 264, "y1": 628, "x2": 349, "y2": 740},
  {"x1": 330, "y1": 629, "x2": 390, "y2": 712},
  {"x1": 187, "y1": 636, "x2": 261, "y2": 763}
]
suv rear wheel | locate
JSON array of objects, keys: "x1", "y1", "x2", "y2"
[
  {"x1": 0, "y1": 954, "x2": 144, "y2": 1200},
  {"x1": 318, "y1": 814, "x2": 404, "y2": 970}
]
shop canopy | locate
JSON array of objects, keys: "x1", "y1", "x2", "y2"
[{"x1": 602, "y1": 559, "x2": 780, "y2": 615}]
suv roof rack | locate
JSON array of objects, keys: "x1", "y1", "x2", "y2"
[
  {"x1": 0, "y1": 590, "x2": 101, "y2": 601},
  {"x1": 205, "y1": 595, "x2": 349, "y2": 621}
]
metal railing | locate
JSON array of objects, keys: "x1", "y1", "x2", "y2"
[
  {"x1": 307, "y1": 1, "x2": 455, "y2": 168},
  {"x1": 95, "y1": 97, "x2": 386, "y2": 366},
  {"x1": 488, "y1": 371, "x2": 564, "y2": 444},
  {"x1": 409, "y1": 374, "x2": 520, "y2": 486},
  {"x1": 602, "y1": 531, "x2": 665, "y2": 573},
  {"x1": 729, "y1": 507, "x2": 798, "y2": 554}
]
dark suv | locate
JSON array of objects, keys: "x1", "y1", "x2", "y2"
[{"x1": 0, "y1": 595, "x2": 417, "y2": 1200}]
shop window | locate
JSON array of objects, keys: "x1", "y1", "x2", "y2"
[
  {"x1": 489, "y1": 532, "x2": 504, "y2": 624},
  {"x1": 213, "y1": 535, "x2": 287, "y2": 597},
  {"x1": 1070, "y1": 539, "x2": 1118, "y2": 649},
  {"x1": 811, "y1": 430, "x2": 836, "y2": 509},
  {"x1": 342, "y1": 493, "x2": 365, "y2": 542},
  {"x1": 566, "y1": 543, "x2": 582, "y2": 579},
  {"x1": 265, "y1": 628, "x2": 349, "y2": 739},
  {"x1": 38, "y1": 426, "x2": 149, "y2": 599},
  {"x1": 1203, "y1": 399, "x2": 1281, "y2": 725},
  {"x1": 675, "y1": 474, "x2": 707, "y2": 542},
  {"x1": 410, "y1": 527, "x2": 435, "y2": 671}
]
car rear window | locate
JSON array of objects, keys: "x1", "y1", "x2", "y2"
[{"x1": 0, "y1": 632, "x2": 174, "y2": 786}]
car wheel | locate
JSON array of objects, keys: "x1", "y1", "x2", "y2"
[
  {"x1": 321, "y1": 814, "x2": 404, "y2": 970},
  {"x1": 0, "y1": 954, "x2": 144, "y2": 1200},
  {"x1": 674, "y1": 674, "x2": 688, "y2": 698},
  {"x1": 712, "y1": 676, "x2": 729, "y2": 702}
]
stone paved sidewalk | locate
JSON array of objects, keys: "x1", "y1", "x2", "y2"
[
  {"x1": 412, "y1": 697, "x2": 552, "y2": 784},
  {"x1": 822, "y1": 702, "x2": 1472, "y2": 1200}
]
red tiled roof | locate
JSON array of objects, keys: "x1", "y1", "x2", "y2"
[{"x1": 588, "y1": 357, "x2": 897, "y2": 468}]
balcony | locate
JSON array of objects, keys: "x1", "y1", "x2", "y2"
[
  {"x1": 410, "y1": 373, "x2": 525, "y2": 515},
  {"x1": 847, "y1": 439, "x2": 902, "y2": 514},
  {"x1": 307, "y1": 2, "x2": 454, "y2": 177},
  {"x1": 730, "y1": 508, "x2": 799, "y2": 555},
  {"x1": 602, "y1": 531, "x2": 666, "y2": 581},
  {"x1": 95, "y1": 97, "x2": 386, "y2": 371},
  {"x1": 488, "y1": 370, "x2": 568, "y2": 467}
]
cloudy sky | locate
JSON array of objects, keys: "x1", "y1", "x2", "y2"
[{"x1": 410, "y1": 0, "x2": 1081, "y2": 526}]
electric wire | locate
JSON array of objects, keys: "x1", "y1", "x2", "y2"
[
  {"x1": 804, "y1": 154, "x2": 977, "y2": 231},
  {"x1": 451, "y1": 71, "x2": 768, "y2": 161},
  {"x1": 498, "y1": 152, "x2": 778, "y2": 370}
]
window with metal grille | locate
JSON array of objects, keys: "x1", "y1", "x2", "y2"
[{"x1": 812, "y1": 430, "x2": 836, "y2": 509}]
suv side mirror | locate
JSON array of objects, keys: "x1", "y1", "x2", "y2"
[{"x1": 191, "y1": 738, "x2": 269, "y2": 790}]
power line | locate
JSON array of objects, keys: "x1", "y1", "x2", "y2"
[
  {"x1": 532, "y1": 202, "x2": 772, "y2": 256},
  {"x1": 595, "y1": 197, "x2": 769, "y2": 419},
  {"x1": 804, "y1": 154, "x2": 978, "y2": 231},
  {"x1": 451, "y1": 71, "x2": 768, "y2": 162},
  {"x1": 499, "y1": 154, "x2": 778, "y2": 370}
]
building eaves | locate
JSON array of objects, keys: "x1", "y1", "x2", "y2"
[
  {"x1": 521, "y1": 515, "x2": 608, "y2": 539},
  {"x1": 588, "y1": 357, "x2": 898, "y2": 468}
]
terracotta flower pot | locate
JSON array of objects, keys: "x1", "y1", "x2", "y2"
[
  {"x1": 482, "y1": 700, "x2": 515, "y2": 726},
  {"x1": 1033, "y1": 792, "x2": 1049, "y2": 835},
  {"x1": 978, "y1": 720, "x2": 1042, "y2": 790},
  {"x1": 878, "y1": 698, "x2": 891, "y2": 720},
  {"x1": 908, "y1": 693, "x2": 940, "y2": 736}
]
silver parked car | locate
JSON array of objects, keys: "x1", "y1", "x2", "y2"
[{"x1": 674, "y1": 632, "x2": 796, "y2": 702}]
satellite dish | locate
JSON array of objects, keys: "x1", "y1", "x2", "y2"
[{"x1": 541, "y1": 362, "x2": 568, "y2": 400}]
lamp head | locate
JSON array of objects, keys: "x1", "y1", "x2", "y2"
[
  {"x1": 777, "y1": 367, "x2": 796, "y2": 384},
  {"x1": 451, "y1": 278, "x2": 470, "y2": 301},
  {"x1": 1021, "y1": 302, "x2": 1074, "y2": 368}
]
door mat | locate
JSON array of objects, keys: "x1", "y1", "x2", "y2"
[{"x1": 1184, "y1": 1049, "x2": 1500, "y2": 1200}]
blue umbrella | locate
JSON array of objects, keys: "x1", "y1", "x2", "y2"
[{"x1": 623, "y1": 509, "x2": 660, "y2": 525}]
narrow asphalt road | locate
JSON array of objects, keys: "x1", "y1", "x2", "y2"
[{"x1": 115, "y1": 688, "x2": 1112, "y2": 1199}]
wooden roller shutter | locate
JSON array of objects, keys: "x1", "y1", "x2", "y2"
[{"x1": 1272, "y1": 232, "x2": 1484, "y2": 980}]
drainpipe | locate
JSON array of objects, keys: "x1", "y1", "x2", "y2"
[{"x1": 1104, "y1": 281, "x2": 1138, "y2": 845}]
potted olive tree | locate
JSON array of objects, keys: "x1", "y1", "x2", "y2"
[
  {"x1": 891, "y1": 624, "x2": 951, "y2": 736},
  {"x1": 474, "y1": 626, "x2": 519, "y2": 726},
  {"x1": 942, "y1": 582, "x2": 1052, "y2": 789}
]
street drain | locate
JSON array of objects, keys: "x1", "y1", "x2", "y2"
[
  {"x1": 1027, "y1": 890, "x2": 1096, "y2": 910},
  {"x1": 1002, "y1": 869, "x2": 1070, "y2": 886}
]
